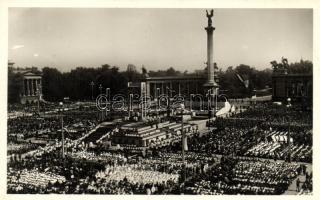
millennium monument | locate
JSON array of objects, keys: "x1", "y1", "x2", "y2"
[{"x1": 132, "y1": 9, "x2": 219, "y2": 101}]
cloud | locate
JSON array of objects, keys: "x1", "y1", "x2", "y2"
[{"x1": 11, "y1": 45, "x2": 24, "y2": 50}]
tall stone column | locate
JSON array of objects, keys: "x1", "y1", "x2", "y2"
[
  {"x1": 31, "y1": 79, "x2": 34, "y2": 96},
  {"x1": 146, "y1": 82, "x2": 150, "y2": 97},
  {"x1": 154, "y1": 83, "x2": 157, "y2": 99},
  {"x1": 22, "y1": 79, "x2": 25, "y2": 96},
  {"x1": 39, "y1": 79, "x2": 42, "y2": 100},
  {"x1": 32, "y1": 79, "x2": 35, "y2": 95},
  {"x1": 27, "y1": 79, "x2": 31, "y2": 96},
  {"x1": 203, "y1": 9, "x2": 218, "y2": 116},
  {"x1": 39, "y1": 79, "x2": 42, "y2": 95},
  {"x1": 161, "y1": 82, "x2": 164, "y2": 95},
  {"x1": 204, "y1": 9, "x2": 218, "y2": 89},
  {"x1": 24, "y1": 79, "x2": 27, "y2": 96},
  {"x1": 32, "y1": 79, "x2": 35, "y2": 96},
  {"x1": 34, "y1": 79, "x2": 37, "y2": 95}
]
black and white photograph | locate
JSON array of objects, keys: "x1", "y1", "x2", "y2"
[{"x1": 3, "y1": 1, "x2": 317, "y2": 197}]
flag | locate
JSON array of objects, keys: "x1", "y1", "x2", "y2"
[
  {"x1": 236, "y1": 73, "x2": 249, "y2": 88},
  {"x1": 236, "y1": 73, "x2": 244, "y2": 83}
]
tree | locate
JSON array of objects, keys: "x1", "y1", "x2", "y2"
[
  {"x1": 8, "y1": 70, "x2": 23, "y2": 103},
  {"x1": 166, "y1": 67, "x2": 181, "y2": 76},
  {"x1": 148, "y1": 67, "x2": 182, "y2": 77},
  {"x1": 42, "y1": 67, "x2": 64, "y2": 101},
  {"x1": 142, "y1": 66, "x2": 147, "y2": 75},
  {"x1": 288, "y1": 59, "x2": 312, "y2": 74}
]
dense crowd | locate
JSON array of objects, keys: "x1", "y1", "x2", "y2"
[
  {"x1": 7, "y1": 140, "x2": 310, "y2": 195},
  {"x1": 185, "y1": 156, "x2": 299, "y2": 195},
  {"x1": 7, "y1": 146, "x2": 181, "y2": 194},
  {"x1": 157, "y1": 127, "x2": 258, "y2": 158},
  {"x1": 8, "y1": 111, "x2": 98, "y2": 139},
  {"x1": 7, "y1": 141, "x2": 43, "y2": 155},
  {"x1": 230, "y1": 104, "x2": 312, "y2": 126},
  {"x1": 7, "y1": 101, "x2": 312, "y2": 195},
  {"x1": 207, "y1": 104, "x2": 312, "y2": 163},
  {"x1": 245, "y1": 141, "x2": 312, "y2": 163},
  {"x1": 7, "y1": 108, "x2": 99, "y2": 161}
]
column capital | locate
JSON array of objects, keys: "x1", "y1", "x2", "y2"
[{"x1": 205, "y1": 26, "x2": 215, "y2": 33}]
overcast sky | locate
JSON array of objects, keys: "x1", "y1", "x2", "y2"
[{"x1": 8, "y1": 8, "x2": 312, "y2": 72}]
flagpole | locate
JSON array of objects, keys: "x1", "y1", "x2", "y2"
[
  {"x1": 59, "y1": 102, "x2": 65, "y2": 159},
  {"x1": 180, "y1": 103, "x2": 186, "y2": 193}
]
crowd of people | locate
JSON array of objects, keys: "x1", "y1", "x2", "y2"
[
  {"x1": 97, "y1": 165, "x2": 179, "y2": 185},
  {"x1": 208, "y1": 105, "x2": 312, "y2": 163},
  {"x1": 245, "y1": 141, "x2": 312, "y2": 163},
  {"x1": 157, "y1": 127, "x2": 257, "y2": 158},
  {"x1": 7, "y1": 137, "x2": 311, "y2": 195},
  {"x1": 8, "y1": 169, "x2": 66, "y2": 189},
  {"x1": 7, "y1": 141, "x2": 42, "y2": 155},
  {"x1": 7, "y1": 107, "x2": 99, "y2": 162},
  {"x1": 8, "y1": 115, "x2": 97, "y2": 141},
  {"x1": 7, "y1": 145, "x2": 182, "y2": 194},
  {"x1": 230, "y1": 104, "x2": 312, "y2": 126},
  {"x1": 7, "y1": 100, "x2": 312, "y2": 195},
  {"x1": 185, "y1": 156, "x2": 299, "y2": 195}
]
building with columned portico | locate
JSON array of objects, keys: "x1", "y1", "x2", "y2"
[{"x1": 8, "y1": 61, "x2": 42, "y2": 104}]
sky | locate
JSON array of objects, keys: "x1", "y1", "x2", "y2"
[{"x1": 8, "y1": 8, "x2": 313, "y2": 72}]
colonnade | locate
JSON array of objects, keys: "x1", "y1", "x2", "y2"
[{"x1": 23, "y1": 78, "x2": 41, "y2": 96}]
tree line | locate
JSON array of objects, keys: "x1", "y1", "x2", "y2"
[{"x1": 8, "y1": 59, "x2": 312, "y2": 103}]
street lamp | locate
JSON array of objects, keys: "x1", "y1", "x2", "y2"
[
  {"x1": 99, "y1": 84, "x2": 102, "y2": 95},
  {"x1": 36, "y1": 84, "x2": 41, "y2": 115},
  {"x1": 99, "y1": 84, "x2": 103, "y2": 121},
  {"x1": 178, "y1": 103, "x2": 186, "y2": 193},
  {"x1": 106, "y1": 88, "x2": 110, "y2": 119},
  {"x1": 156, "y1": 88, "x2": 160, "y2": 121},
  {"x1": 286, "y1": 97, "x2": 291, "y2": 163},
  {"x1": 59, "y1": 102, "x2": 65, "y2": 159},
  {"x1": 252, "y1": 88, "x2": 257, "y2": 107}
]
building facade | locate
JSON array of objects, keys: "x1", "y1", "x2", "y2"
[
  {"x1": 8, "y1": 61, "x2": 42, "y2": 104},
  {"x1": 272, "y1": 73, "x2": 312, "y2": 103},
  {"x1": 144, "y1": 75, "x2": 207, "y2": 98}
]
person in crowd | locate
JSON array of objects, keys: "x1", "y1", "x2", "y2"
[{"x1": 296, "y1": 178, "x2": 300, "y2": 192}]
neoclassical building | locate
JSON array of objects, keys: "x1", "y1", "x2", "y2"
[
  {"x1": 271, "y1": 59, "x2": 312, "y2": 104},
  {"x1": 8, "y1": 61, "x2": 42, "y2": 104},
  {"x1": 272, "y1": 73, "x2": 312, "y2": 103}
]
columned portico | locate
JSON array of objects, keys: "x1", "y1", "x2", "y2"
[{"x1": 20, "y1": 73, "x2": 42, "y2": 104}]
